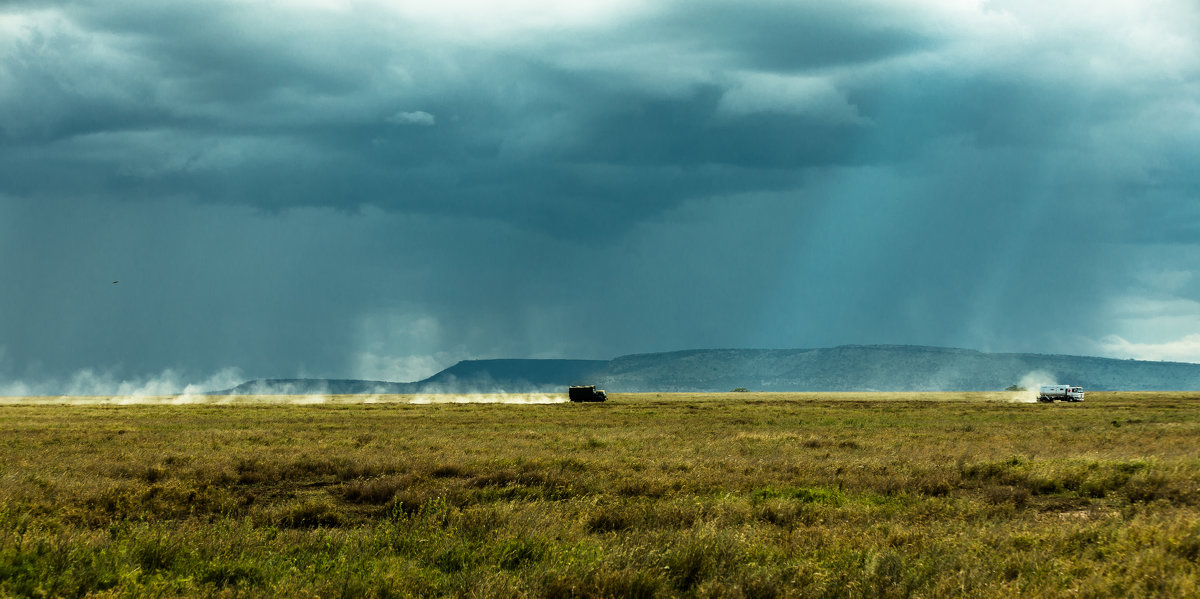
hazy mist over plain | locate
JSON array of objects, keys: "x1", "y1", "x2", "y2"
[{"x1": 2, "y1": 0, "x2": 1199, "y2": 394}]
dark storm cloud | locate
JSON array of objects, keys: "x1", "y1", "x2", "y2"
[
  {"x1": 2, "y1": 0, "x2": 1200, "y2": 392},
  {"x1": 650, "y1": 0, "x2": 939, "y2": 71},
  {"x1": 0, "y1": 2, "x2": 1017, "y2": 213},
  {"x1": 1, "y1": 0, "x2": 912, "y2": 222}
]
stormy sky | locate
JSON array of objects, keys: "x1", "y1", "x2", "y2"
[{"x1": 2, "y1": 0, "x2": 1199, "y2": 393}]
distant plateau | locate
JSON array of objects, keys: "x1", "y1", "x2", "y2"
[{"x1": 214, "y1": 345, "x2": 1200, "y2": 394}]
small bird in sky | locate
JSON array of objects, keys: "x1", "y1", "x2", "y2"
[{"x1": 112, "y1": 281, "x2": 119, "y2": 284}]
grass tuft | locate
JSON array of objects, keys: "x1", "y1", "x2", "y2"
[
  {"x1": 342, "y1": 475, "x2": 411, "y2": 504},
  {"x1": 275, "y1": 499, "x2": 344, "y2": 528}
]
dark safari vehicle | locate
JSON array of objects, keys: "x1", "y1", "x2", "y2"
[{"x1": 568, "y1": 385, "x2": 607, "y2": 402}]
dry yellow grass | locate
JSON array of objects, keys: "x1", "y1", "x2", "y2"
[{"x1": 1, "y1": 391, "x2": 1198, "y2": 597}]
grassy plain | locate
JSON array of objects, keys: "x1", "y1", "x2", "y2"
[{"x1": 1, "y1": 392, "x2": 1199, "y2": 597}]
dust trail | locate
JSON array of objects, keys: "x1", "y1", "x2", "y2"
[
  {"x1": 408, "y1": 393, "x2": 567, "y2": 404},
  {"x1": 0, "y1": 367, "x2": 245, "y2": 399},
  {"x1": 0, "y1": 393, "x2": 569, "y2": 405},
  {"x1": 1011, "y1": 370, "x2": 1056, "y2": 403}
]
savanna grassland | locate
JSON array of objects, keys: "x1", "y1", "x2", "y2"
[{"x1": 1, "y1": 392, "x2": 1199, "y2": 598}]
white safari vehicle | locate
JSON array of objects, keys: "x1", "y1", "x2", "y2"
[{"x1": 1037, "y1": 385, "x2": 1084, "y2": 402}]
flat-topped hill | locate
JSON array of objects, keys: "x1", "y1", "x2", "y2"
[{"x1": 218, "y1": 345, "x2": 1200, "y2": 394}]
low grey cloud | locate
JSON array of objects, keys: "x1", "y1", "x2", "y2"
[
  {"x1": 387, "y1": 111, "x2": 435, "y2": 126},
  {"x1": 2, "y1": 0, "x2": 1199, "y2": 392}
]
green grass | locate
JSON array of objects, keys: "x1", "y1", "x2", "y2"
[{"x1": 0, "y1": 392, "x2": 1199, "y2": 597}]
